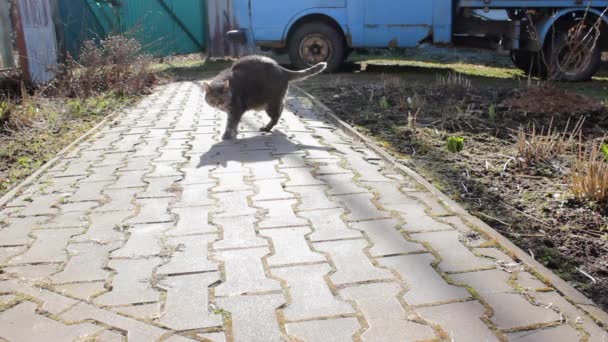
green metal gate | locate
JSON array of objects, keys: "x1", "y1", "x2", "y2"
[{"x1": 56, "y1": 0, "x2": 207, "y2": 58}]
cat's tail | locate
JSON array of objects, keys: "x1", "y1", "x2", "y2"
[{"x1": 285, "y1": 62, "x2": 328, "y2": 82}]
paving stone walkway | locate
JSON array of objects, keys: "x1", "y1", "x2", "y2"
[{"x1": 0, "y1": 82, "x2": 606, "y2": 342}]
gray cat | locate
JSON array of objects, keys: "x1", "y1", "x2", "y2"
[{"x1": 203, "y1": 55, "x2": 327, "y2": 140}]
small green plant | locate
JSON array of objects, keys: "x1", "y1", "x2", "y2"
[
  {"x1": 601, "y1": 143, "x2": 608, "y2": 162},
  {"x1": 446, "y1": 136, "x2": 464, "y2": 153},
  {"x1": 488, "y1": 104, "x2": 496, "y2": 121},
  {"x1": 66, "y1": 99, "x2": 84, "y2": 117},
  {"x1": 379, "y1": 96, "x2": 390, "y2": 110}
]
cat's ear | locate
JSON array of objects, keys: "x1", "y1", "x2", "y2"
[
  {"x1": 222, "y1": 79, "x2": 230, "y2": 91},
  {"x1": 202, "y1": 82, "x2": 211, "y2": 92}
]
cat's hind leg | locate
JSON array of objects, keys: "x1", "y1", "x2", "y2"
[{"x1": 261, "y1": 102, "x2": 283, "y2": 132}]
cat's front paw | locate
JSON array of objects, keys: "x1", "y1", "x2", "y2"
[
  {"x1": 222, "y1": 129, "x2": 237, "y2": 141},
  {"x1": 260, "y1": 126, "x2": 271, "y2": 133}
]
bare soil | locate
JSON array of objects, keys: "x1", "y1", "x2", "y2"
[{"x1": 299, "y1": 60, "x2": 608, "y2": 309}]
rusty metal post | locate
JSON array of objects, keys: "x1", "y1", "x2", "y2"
[{"x1": 9, "y1": 0, "x2": 30, "y2": 83}]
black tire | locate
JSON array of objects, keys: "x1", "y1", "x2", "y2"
[
  {"x1": 545, "y1": 29, "x2": 601, "y2": 81},
  {"x1": 288, "y1": 22, "x2": 345, "y2": 73},
  {"x1": 510, "y1": 50, "x2": 547, "y2": 77}
]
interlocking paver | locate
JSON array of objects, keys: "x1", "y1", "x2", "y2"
[
  {"x1": 286, "y1": 185, "x2": 338, "y2": 211},
  {"x1": 158, "y1": 234, "x2": 217, "y2": 275},
  {"x1": 286, "y1": 318, "x2": 359, "y2": 342},
  {"x1": 411, "y1": 230, "x2": 494, "y2": 272},
  {"x1": 273, "y1": 263, "x2": 355, "y2": 320},
  {"x1": 340, "y1": 282, "x2": 436, "y2": 341},
  {"x1": 351, "y1": 219, "x2": 424, "y2": 257},
  {"x1": 2, "y1": 82, "x2": 604, "y2": 341},
  {"x1": 111, "y1": 223, "x2": 168, "y2": 258},
  {"x1": 8, "y1": 228, "x2": 83, "y2": 264},
  {"x1": 256, "y1": 199, "x2": 308, "y2": 228},
  {"x1": 95, "y1": 258, "x2": 162, "y2": 306},
  {"x1": 417, "y1": 301, "x2": 500, "y2": 341},
  {"x1": 213, "y1": 214, "x2": 266, "y2": 250},
  {"x1": 214, "y1": 247, "x2": 281, "y2": 296},
  {"x1": 216, "y1": 294, "x2": 285, "y2": 342},
  {"x1": 263, "y1": 227, "x2": 325, "y2": 266},
  {"x1": 315, "y1": 239, "x2": 393, "y2": 285},
  {"x1": 332, "y1": 193, "x2": 391, "y2": 221},
  {"x1": 379, "y1": 254, "x2": 470, "y2": 305},
  {"x1": 52, "y1": 242, "x2": 118, "y2": 283},
  {"x1": 299, "y1": 208, "x2": 362, "y2": 242},
  {"x1": 0, "y1": 301, "x2": 102, "y2": 342},
  {"x1": 158, "y1": 272, "x2": 222, "y2": 330}
]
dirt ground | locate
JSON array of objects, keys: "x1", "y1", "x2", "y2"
[{"x1": 299, "y1": 50, "x2": 608, "y2": 309}]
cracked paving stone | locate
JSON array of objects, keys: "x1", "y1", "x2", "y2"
[
  {"x1": 332, "y1": 193, "x2": 391, "y2": 222},
  {"x1": 298, "y1": 208, "x2": 363, "y2": 242},
  {"x1": 379, "y1": 254, "x2": 470, "y2": 305},
  {"x1": 213, "y1": 191, "x2": 257, "y2": 218},
  {"x1": 277, "y1": 153, "x2": 308, "y2": 168},
  {"x1": 216, "y1": 294, "x2": 285, "y2": 342},
  {"x1": 81, "y1": 165, "x2": 120, "y2": 183},
  {"x1": 52, "y1": 242, "x2": 119, "y2": 283},
  {"x1": 197, "y1": 332, "x2": 226, "y2": 342},
  {"x1": 417, "y1": 301, "x2": 500, "y2": 342},
  {"x1": 286, "y1": 318, "x2": 359, "y2": 342},
  {"x1": 0, "y1": 279, "x2": 78, "y2": 314},
  {"x1": 214, "y1": 247, "x2": 281, "y2": 296},
  {"x1": 248, "y1": 160, "x2": 282, "y2": 180},
  {"x1": 315, "y1": 239, "x2": 393, "y2": 285},
  {"x1": 474, "y1": 247, "x2": 516, "y2": 263},
  {"x1": 158, "y1": 235, "x2": 217, "y2": 275},
  {"x1": 158, "y1": 272, "x2": 222, "y2": 330},
  {"x1": 0, "y1": 302, "x2": 103, "y2": 342},
  {"x1": 120, "y1": 156, "x2": 156, "y2": 172},
  {"x1": 450, "y1": 269, "x2": 514, "y2": 294},
  {"x1": 8, "y1": 228, "x2": 83, "y2": 264},
  {"x1": 262, "y1": 227, "x2": 325, "y2": 266},
  {"x1": 172, "y1": 183, "x2": 215, "y2": 208},
  {"x1": 127, "y1": 198, "x2": 173, "y2": 225},
  {"x1": 137, "y1": 176, "x2": 181, "y2": 198},
  {"x1": 0, "y1": 246, "x2": 26, "y2": 263},
  {"x1": 1, "y1": 264, "x2": 59, "y2": 279},
  {"x1": 213, "y1": 215, "x2": 267, "y2": 250},
  {"x1": 147, "y1": 162, "x2": 183, "y2": 178},
  {"x1": 111, "y1": 223, "x2": 169, "y2": 258},
  {"x1": 507, "y1": 325, "x2": 581, "y2": 342},
  {"x1": 0, "y1": 216, "x2": 44, "y2": 246},
  {"x1": 364, "y1": 181, "x2": 411, "y2": 206},
  {"x1": 313, "y1": 160, "x2": 352, "y2": 175},
  {"x1": 93, "y1": 187, "x2": 140, "y2": 213},
  {"x1": 0, "y1": 294, "x2": 16, "y2": 305},
  {"x1": 95, "y1": 258, "x2": 162, "y2": 306},
  {"x1": 169, "y1": 206, "x2": 216, "y2": 236},
  {"x1": 319, "y1": 173, "x2": 367, "y2": 196},
  {"x1": 115, "y1": 303, "x2": 161, "y2": 321},
  {"x1": 408, "y1": 192, "x2": 451, "y2": 216},
  {"x1": 340, "y1": 282, "x2": 436, "y2": 342},
  {"x1": 383, "y1": 203, "x2": 453, "y2": 232},
  {"x1": 60, "y1": 302, "x2": 167, "y2": 342},
  {"x1": 256, "y1": 199, "x2": 308, "y2": 228},
  {"x1": 351, "y1": 219, "x2": 425, "y2": 257},
  {"x1": 282, "y1": 167, "x2": 324, "y2": 186},
  {"x1": 73, "y1": 211, "x2": 131, "y2": 244},
  {"x1": 529, "y1": 291, "x2": 608, "y2": 342},
  {"x1": 67, "y1": 180, "x2": 113, "y2": 203},
  {"x1": 252, "y1": 178, "x2": 293, "y2": 201},
  {"x1": 273, "y1": 263, "x2": 354, "y2": 320},
  {"x1": 516, "y1": 271, "x2": 548, "y2": 290},
  {"x1": 17, "y1": 194, "x2": 63, "y2": 217},
  {"x1": 56, "y1": 281, "x2": 106, "y2": 300},
  {"x1": 485, "y1": 293, "x2": 561, "y2": 330},
  {"x1": 107, "y1": 170, "x2": 148, "y2": 189},
  {"x1": 286, "y1": 185, "x2": 338, "y2": 211},
  {"x1": 411, "y1": 230, "x2": 494, "y2": 272},
  {"x1": 180, "y1": 167, "x2": 215, "y2": 185},
  {"x1": 38, "y1": 211, "x2": 88, "y2": 229}
]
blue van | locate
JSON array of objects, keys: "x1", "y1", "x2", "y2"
[{"x1": 227, "y1": 0, "x2": 608, "y2": 81}]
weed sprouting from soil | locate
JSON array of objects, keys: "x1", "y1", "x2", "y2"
[{"x1": 436, "y1": 72, "x2": 472, "y2": 89}]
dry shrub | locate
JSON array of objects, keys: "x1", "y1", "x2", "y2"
[
  {"x1": 502, "y1": 86, "x2": 604, "y2": 114},
  {"x1": 570, "y1": 139, "x2": 608, "y2": 203},
  {"x1": 514, "y1": 117, "x2": 583, "y2": 164},
  {"x1": 50, "y1": 35, "x2": 157, "y2": 98}
]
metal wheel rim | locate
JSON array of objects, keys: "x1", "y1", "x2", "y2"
[{"x1": 299, "y1": 34, "x2": 332, "y2": 66}]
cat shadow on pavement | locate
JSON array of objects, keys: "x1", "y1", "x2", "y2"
[{"x1": 196, "y1": 130, "x2": 338, "y2": 168}]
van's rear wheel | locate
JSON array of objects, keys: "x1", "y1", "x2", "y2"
[
  {"x1": 288, "y1": 22, "x2": 345, "y2": 73},
  {"x1": 545, "y1": 27, "x2": 601, "y2": 81},
  {"x1": 510, "y1": 50, "x2": 546, "y2": 77}
]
